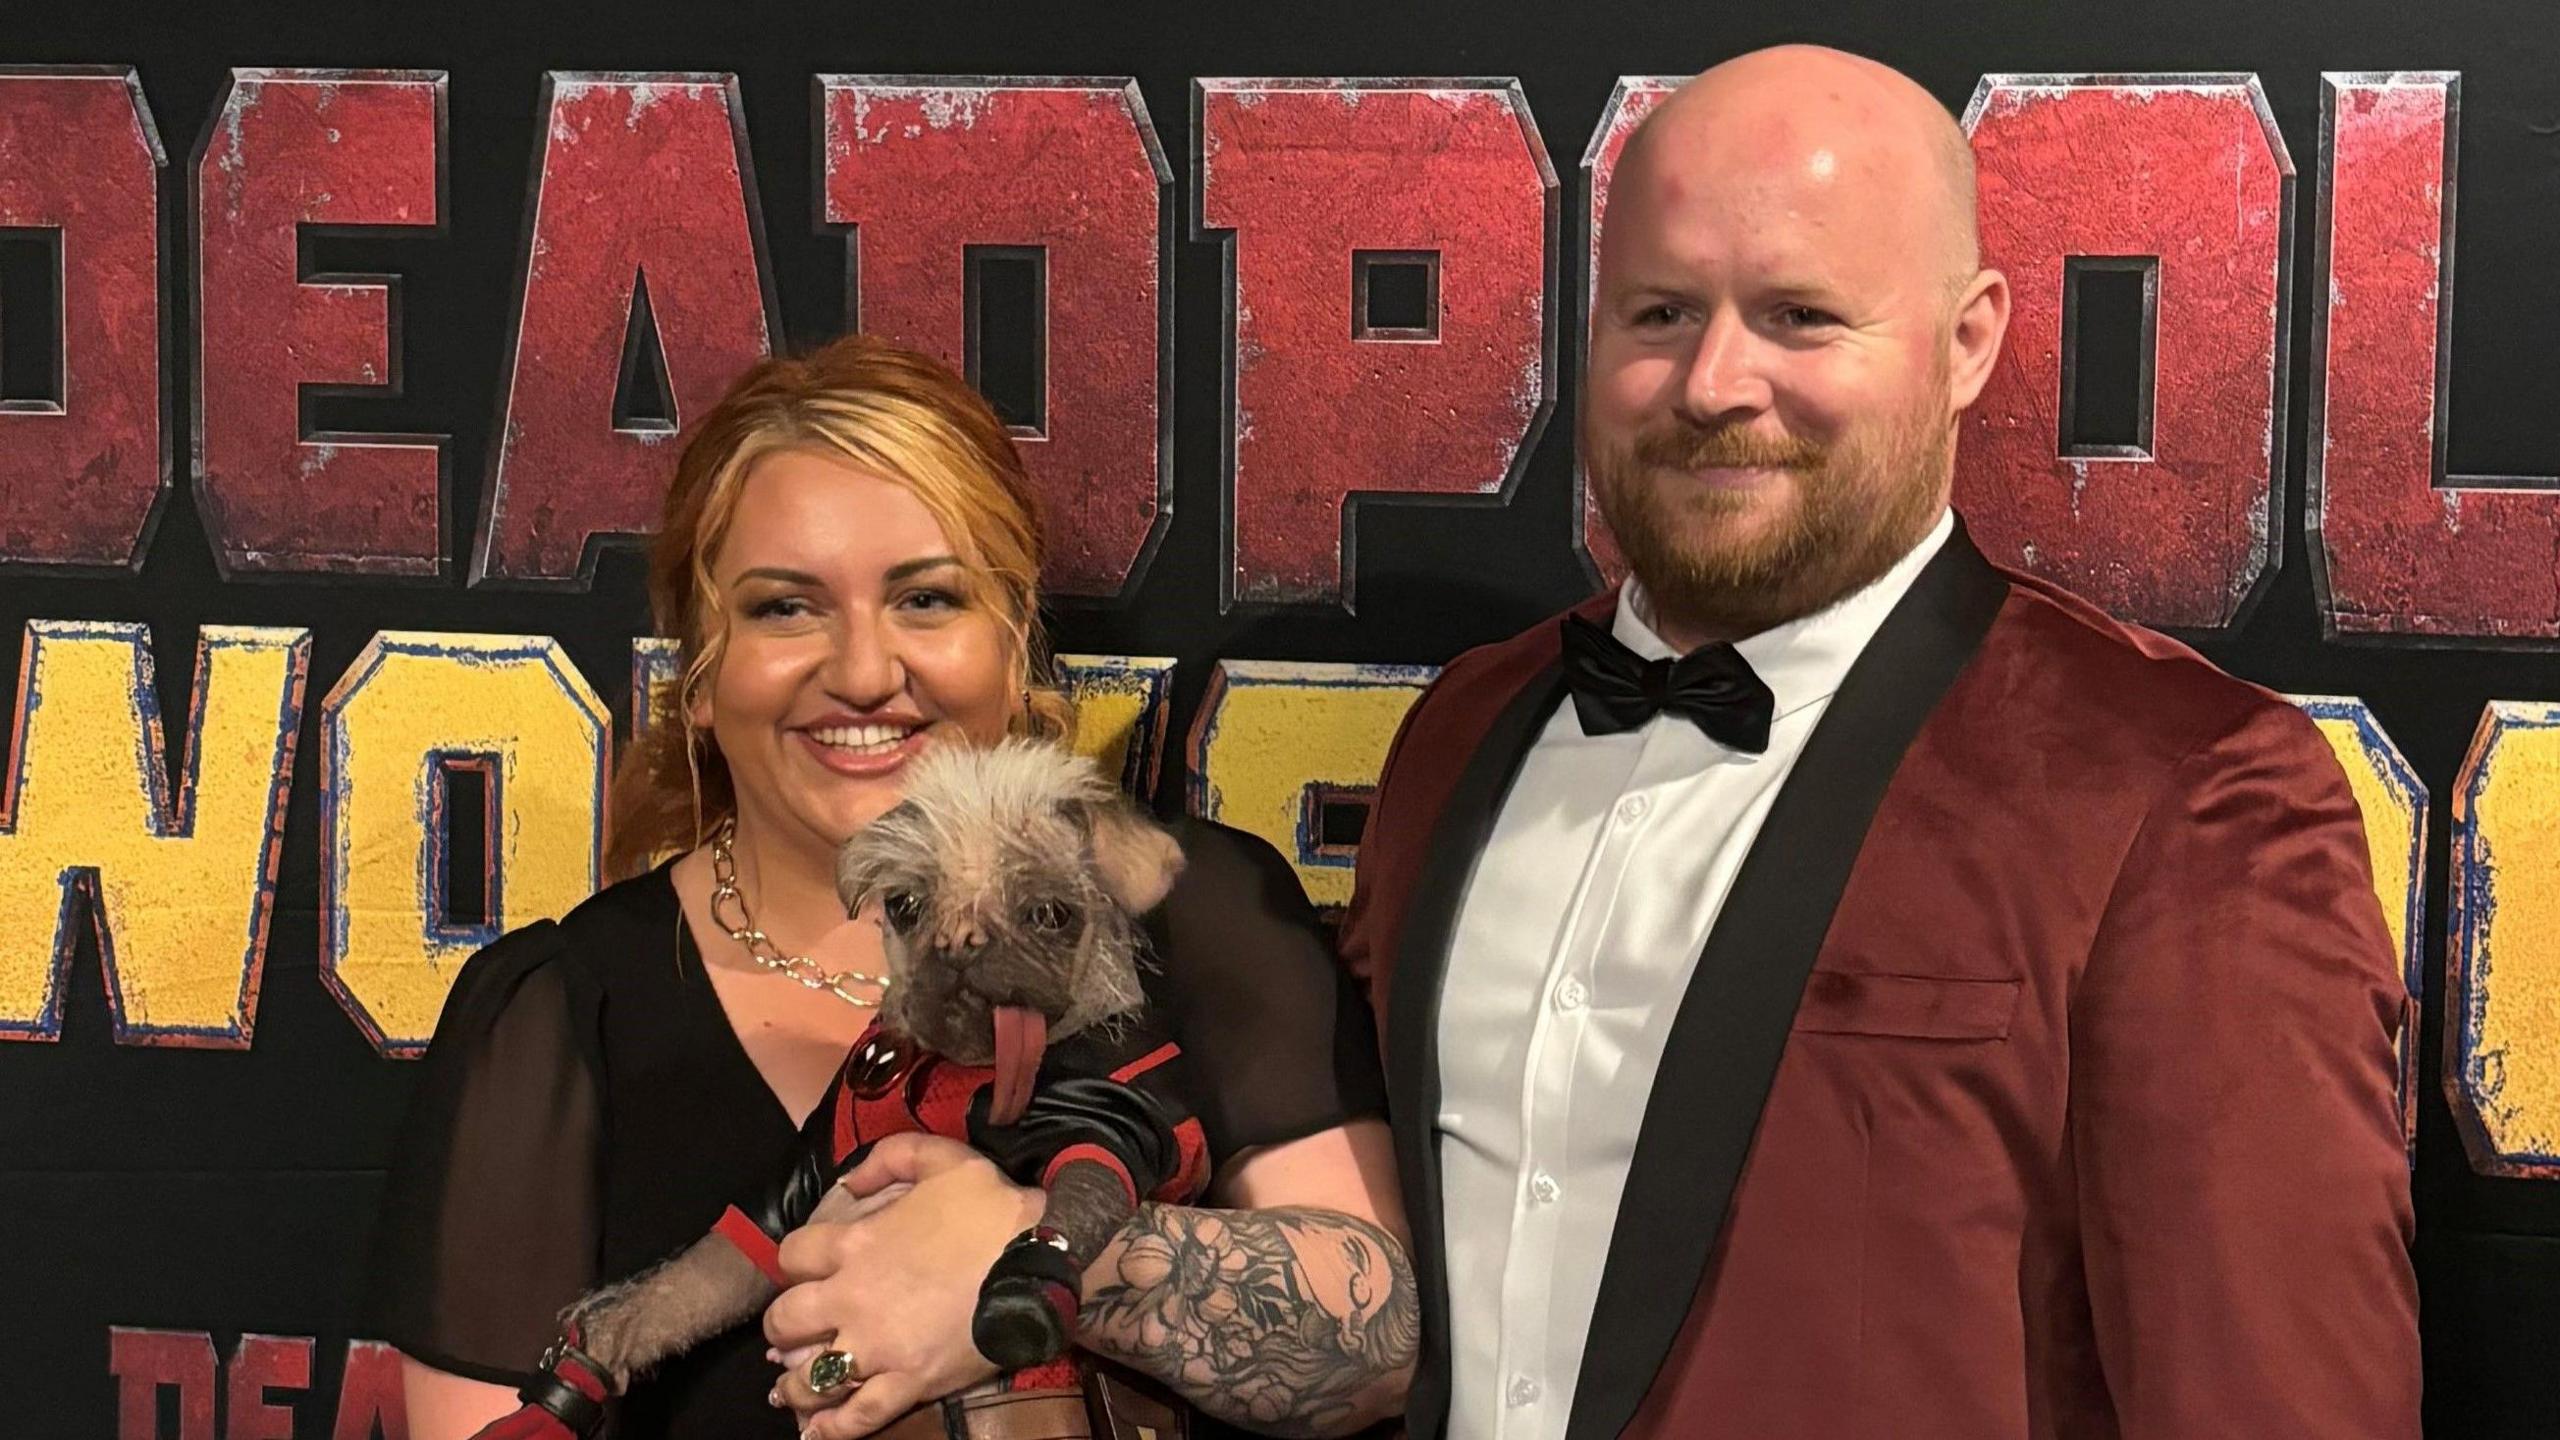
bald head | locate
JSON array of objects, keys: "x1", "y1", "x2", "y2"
[
  {"x1": 1613, "y1": 45, "x2": 1980, "y2": 304},
  {"x1": 1582, "y1": 45, "x2": 2014, "y2": 648}
]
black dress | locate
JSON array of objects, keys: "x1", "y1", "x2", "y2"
[{"x1": 365, "y1": 818, "x2": 1388, "y2": 1438}]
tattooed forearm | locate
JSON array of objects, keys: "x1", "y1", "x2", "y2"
[{"x1": 1080, "y1": 1204, "x2": 1419, "y2": 1438}]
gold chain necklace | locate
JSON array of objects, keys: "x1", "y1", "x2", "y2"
[{"x1": 707, "y1": 818, "x2": 885, "y2": 1009}]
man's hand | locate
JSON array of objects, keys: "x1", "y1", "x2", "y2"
[{"x1": 763, "y1": 1134, "x2": 1047, "y2": 1439}]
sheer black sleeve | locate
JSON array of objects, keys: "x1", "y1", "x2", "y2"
[
  {"x1": 364, "y1": 922, "x2": 606, "y2": 1387},
  {"x1": 1141, "y1": 819, "x2": 1388, "y2": 1174}
]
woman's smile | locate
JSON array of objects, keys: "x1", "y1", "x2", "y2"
[{"x1": 791, "y1": 715, "x2": 935, "y2": 778}]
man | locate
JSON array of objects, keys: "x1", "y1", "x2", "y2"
[{"x1": 1338, "y1": 44, "x2": 2419, "y2": 1440}]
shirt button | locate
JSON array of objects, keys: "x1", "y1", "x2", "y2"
[
  {"x1": 1556, "y1": 978, "x2": 1589, "y2": 1012},
  {"x1": 1617, "y1": 793, "x2": 1650, "y2": 824},
  {"x1": 1509, "y1": 1376, "x2": 1542, "y2": 1408},
  {"x1": 1530, "y1": 1171, "x2": 1561, "y2": 1204}
]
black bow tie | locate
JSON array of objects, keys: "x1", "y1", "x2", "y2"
[{"x1": 1559, "y1": 612, "x2": 1775, "y2": 753}]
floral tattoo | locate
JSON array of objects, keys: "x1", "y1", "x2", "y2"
[{"x1": 1082, "y1": 1204, "x2": 1420, "y2": 1436}]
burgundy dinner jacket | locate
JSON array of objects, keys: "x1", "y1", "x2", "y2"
[{"x1": 1339, "y1": 518, "x2": 2420, "y2": 1439}]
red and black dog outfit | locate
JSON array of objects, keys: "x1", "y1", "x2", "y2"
[{"x1": 483, "y1": 1015, "x2": 1209, "y2": 1439}]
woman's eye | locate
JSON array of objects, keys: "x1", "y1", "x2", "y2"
[
  {"x1": 897, "y1": 587, "x2": 962, "y2": 613},
  {"x1": 882, "y1": 891, "x2": 924, "y2": 932},
  {"x1": 1023, "y1": 899, "x2": 1075, "y2": 933},
  {"x1": 746, "y1": 595, "x2": 812, "y2": 620}
]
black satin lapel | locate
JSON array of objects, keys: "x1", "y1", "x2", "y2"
[
  {"x1": 1563, "y1": 524, "x2": 2011, "y2": 1440},
  {"x1": 1388, "y1": 661, "x2": 1565, "y2": 1440}
]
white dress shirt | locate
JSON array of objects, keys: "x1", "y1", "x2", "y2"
[{"x1": 1434, "y1": 509, "x2": 1953, "y2": 1440}]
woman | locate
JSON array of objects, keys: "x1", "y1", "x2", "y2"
[{"x1": 368, "y1": 335, "x2": 1415, "y2": 1438}]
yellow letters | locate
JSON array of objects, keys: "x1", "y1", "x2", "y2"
[
  {"x1": 0, "y1": 623, "x2": 309, "y2": 1046},
  {"x1": 1183, "y1": 661, "x2": 1434, "y2": 910},
  {"x1": 1058, "y1": 654, "x2": 1177, "y2": 795},
  {"x1": 2447, "y1": 701, "x2": 2560, "y2": 1178},
  {"x1": 319, "y1": 634, "x2": 609, "y2": 1056}
]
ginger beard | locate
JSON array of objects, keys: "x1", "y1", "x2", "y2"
[{"x1": 1589, "y1": 347, "x2": 1956, "y2": 640}]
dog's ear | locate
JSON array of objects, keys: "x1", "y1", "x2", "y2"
[{"x1": 1080, "y1": 793, "x2": 1185, "y2": 915}]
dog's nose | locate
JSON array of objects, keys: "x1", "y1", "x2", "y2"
[{"x1": 936, "y1": 922, "x2": 991, "y2": 964}]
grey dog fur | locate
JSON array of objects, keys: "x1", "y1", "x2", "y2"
[{"x1": 836, "y1": 738, "x2": 1184, "y2": 1065}]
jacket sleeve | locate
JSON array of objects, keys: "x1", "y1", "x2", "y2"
[
  {"x1": 2071, "y1": 698, "x2": 2419, "y2": 1437},
  {"x1": 1337, "y1": 671, "x2": 1439, "y2": 1014}
]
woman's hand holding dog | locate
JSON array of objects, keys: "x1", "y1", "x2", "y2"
[{"x1": 765, "y1": 1134, "x2": 1045, "y2": 1438}]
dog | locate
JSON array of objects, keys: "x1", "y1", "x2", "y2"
[{"x1": 474, "y1": 739, "x2": 1207, "y2": 1440}]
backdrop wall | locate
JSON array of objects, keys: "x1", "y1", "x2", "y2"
[{"x1": 5, "y1": 0, "x2": 2558, "y2": 1434}]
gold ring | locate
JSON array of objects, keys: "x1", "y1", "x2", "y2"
[{"x1": 806, "y1": 1348, "x2": 861, "y2": 1398}]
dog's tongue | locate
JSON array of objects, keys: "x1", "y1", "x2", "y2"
[{"x1": 989, "y1": 1005, "x2": 1047, "y2": 1127}]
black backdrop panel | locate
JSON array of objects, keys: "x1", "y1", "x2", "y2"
[{"x1": 6, "y1": 0, "x2": 2560, "y2": 1434}]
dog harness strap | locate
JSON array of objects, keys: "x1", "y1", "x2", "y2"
[
  {"x1": 1106, "y1": 1043, "x2": 1180, "y2": 1084},
  {"x1": 1042, "y1": 1143, "x2": 1137, "y2": 1206},
  {"x1": 516, "y1": 1374, "x2": 606, "y2": 1438},
  {"x1": 714, "y1": 1203, "x2": 791, "y2": 1288},
  {"x1": 473, "y1": 1335, "x2": 610, "y2": 1440}
]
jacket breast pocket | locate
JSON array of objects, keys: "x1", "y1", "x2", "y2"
[{"x1": 1792, "y1": 970, "x2": 2021, "y2": 1042}]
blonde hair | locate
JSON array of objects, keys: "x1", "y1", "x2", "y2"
[{"x1": 606, "y1": 334, "x2": 1074, "y2": 878}]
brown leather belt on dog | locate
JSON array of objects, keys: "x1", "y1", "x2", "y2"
[{"x1": 874, "y1": 1372, "x2": 1186, "y2": 1440}]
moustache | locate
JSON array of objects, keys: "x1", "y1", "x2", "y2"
[{"x1": 1630, "y1": 425, "x2": 1825, "y2": 473}]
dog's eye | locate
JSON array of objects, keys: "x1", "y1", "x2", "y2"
[
  {"x1": 882, "y1": 890, "x2": 924, "y2": 933},
  {"x1": 1024, "y1": 899, "x2": 1075, "y2": 933}
]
